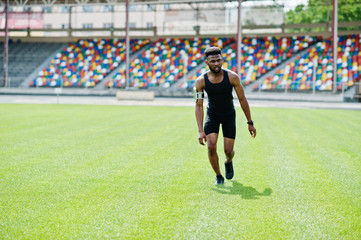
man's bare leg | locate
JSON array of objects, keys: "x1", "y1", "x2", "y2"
[
  {"x1": 224, "y1": 137, "x2": 235, "y2": 179},
  {"x1": 224, "y1": 137, "x2": 235, "y2": 163},
  {"x1": 206, "y1": 133, "x2": 221, "y2": 176}
]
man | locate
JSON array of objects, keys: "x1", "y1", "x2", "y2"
[{"x1": 194, "y1": 46, "x2": 256, "y2": 185}]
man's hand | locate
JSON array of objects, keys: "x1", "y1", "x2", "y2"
[
  {"x1": 249, "y1": 125, "x2": 256, "y2": 138},
  {"x1": 198, "y1": 131, "x2": 207, "y2": 145}
]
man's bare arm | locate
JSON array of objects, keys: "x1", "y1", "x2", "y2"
[
  {"x1": 194, "y1": 78, "x2": 207, "y2": 145},
  {"x1": 230, "y1": 72, "x2": 257, "y2": 138}
]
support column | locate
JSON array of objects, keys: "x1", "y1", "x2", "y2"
[
  {"x1": 3, "y1": 0, "x2": 9, "y2": 87},
  {"x1": 68, "y1": 6, "x2": 72, "y2": 37},
  {"x1": 125, "y1": 0, "x2": 130, "y2": 89},
  {"x1": 236, "y1": 0, "x2": 242, "y2": 76},
  {"x1": 332, "y1": 0, "x2": 338, "y2": 93}
]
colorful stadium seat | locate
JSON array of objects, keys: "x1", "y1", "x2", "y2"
[
  {"x1": 257, "y1": 35, "x2": 361, "y2": 91},
  {"x1": 30, "y1": 39, "x2": 150, "y2": 87},
  {"x1": 106, "y1": 37, "x2": 234, "y2": 88},
  {"x1": 185, "y1": 36, "x2": 316, "y2": 89},
  {"x1": 29, "y1": 35, "x2": 360, "y2": 92}
]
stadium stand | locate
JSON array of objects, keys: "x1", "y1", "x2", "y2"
[
  {"x1": 21, "y1": 34, "x2": 359, "y2": 93},
  {"x1": 256, "y1": 34, "x2": 361, "y2": 91},
  {"x1": 0, "y1": 41, "x2": 63, "y2": 87},
  {"x1": 30, "y1": 39, "x2": 150, "y2": 87},
  {"x1": 185, "y1": 36, "x2": 317, "y2": 89},
  {"x1": 106, "y1": 37, "x2": 234, "y2": 88}
]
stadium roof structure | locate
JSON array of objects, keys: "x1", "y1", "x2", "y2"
[{"x1": 1, "y1": 0, "x2": 239, "y2": 6}]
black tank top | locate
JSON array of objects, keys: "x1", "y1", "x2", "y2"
[{"x1": 204, "y1": 70, "x2": 234, "y2": 115}]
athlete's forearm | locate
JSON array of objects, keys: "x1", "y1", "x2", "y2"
[
  {"x1": 195, "y1": 104, "x2": 204, "y2": 132},
  {"x1": 233, "y1": 82, "x2": 252, "y2": 121},
  {"x1": 240, "y1": 97, "x2": 252, "y2": 122}
]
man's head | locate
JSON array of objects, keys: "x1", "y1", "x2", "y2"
[
  {"x1": 205, "y1": 47, "x2": 222, "y2": 58},
  {"x1": 204, "y1": 47, "x2": 223, "y2": 74}
]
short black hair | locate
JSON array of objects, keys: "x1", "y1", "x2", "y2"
[{"x1": 204, "y1": 47, "x2": 222, "y2": 58}]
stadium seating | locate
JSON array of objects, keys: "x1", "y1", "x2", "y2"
[
  {"x1": 30, "y1": 39, "x2": 150, "y2": 87},
  {"x1": 257, "y1": 35, "x2": 361, "y2": 91},
  {"x1": 106, "y1": 37, "x2": 234, "y2": 88},
  {"x1": 185, "y1": 36, "x2": 316, "y2": 89},
  {"x1": 26, "y1": 34, "x2": 361, "y2": 92},
  {"x1": 0, "y1": 41, "x2": 63, "y2": 87}
]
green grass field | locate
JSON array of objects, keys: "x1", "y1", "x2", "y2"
[{"x1": 1, "y1": 103, "x2": 360, "y2": 239}]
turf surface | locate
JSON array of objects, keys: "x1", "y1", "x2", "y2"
[{"x1": 0, "y1": 103, "x2": 360, "y2": 239}]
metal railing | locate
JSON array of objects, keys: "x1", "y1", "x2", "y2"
[{"x1": 1, "y1": 21, "x2": 361, "y2": 39}]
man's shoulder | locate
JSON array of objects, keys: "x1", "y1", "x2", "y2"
[
  {"x1": 224, "y1": 68, "x2": 240, "y2": 85},
  {"x1": 223, "y1": 68, "x2": 239, "y2": 79},
  {"x1": 195, "y1": 73, "x2": 206, "y2": 86}
]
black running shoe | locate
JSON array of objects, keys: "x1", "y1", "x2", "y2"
[
  {"x1": 215, "y1": 175, "x2": 224, "y2": 185},
  {"x1": 225, "y1": 161, "x2": 234, "y2": 180}
]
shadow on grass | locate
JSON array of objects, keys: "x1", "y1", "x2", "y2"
[{"x1": 213, "y1": 180, "x2": 272, "y2": 199}]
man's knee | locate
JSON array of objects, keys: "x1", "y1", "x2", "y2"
[
  {"x1": 224, "y1": 147, "x2": 233, "y2": 156},
  {"x1": 207, "y1": 143, "x2": 217, "y2": 155},
  {"x1": 224, "y1": 137, "x2": 234, "y2": 156}
]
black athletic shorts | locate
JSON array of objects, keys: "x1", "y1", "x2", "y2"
[{"x1": 204, "y1": 110, "x2": 236, "y2": 139}]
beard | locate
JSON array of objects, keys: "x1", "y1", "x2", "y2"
[{"x1": 208, "y1": 65, "x2": 222, "y2": 74}]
